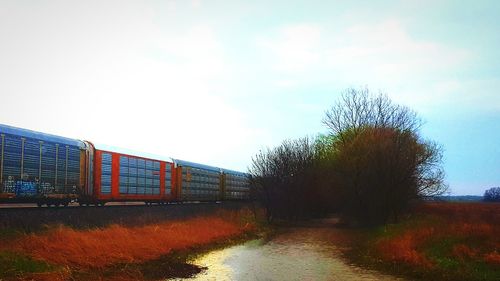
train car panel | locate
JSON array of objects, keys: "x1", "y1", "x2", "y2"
[
  {"x1": 81, "y1": 141, "x2": 94, "y2": 198},
  {"x1": 90, "y1": 146, "x2": 175, "y2": 203},
  {"x1": 93, "y1": 149, "x2": 103, "y2": 199},
  {"x1": 100, "y1": 151, "x2": 112, "y2": 195},
  {"x1": 0, "y1": 133, "x2": 4, "y2": 193},
  {"x1": 115, "y1": 153, "x2": 162, "y2": 197},
  {"x1": 164, "y1": 162, "x2": 173, "y2": 196},
  {"x1": 221, "y1": 168, "x2": 251, "y2": 200},
  {"x1": 79, "y1": 149, "x2": 86, "y2": 192},
  {"x1": 174, "y1": 159, "x2": 222, "y2": 201}
]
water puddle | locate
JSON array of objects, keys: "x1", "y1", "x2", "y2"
[{"x1": 171, "y1": 226, "x2": 404, "y2": 281}]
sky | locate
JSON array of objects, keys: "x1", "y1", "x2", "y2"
[{"x1": 0, "y1": 0, "x2": 499, "y2": 195}]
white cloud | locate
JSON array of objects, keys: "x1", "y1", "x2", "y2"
[
  {"x1": 256, "y1": 19, "x2": 476, "y2": 112},
  {"x1": 257, "y1": 24, "x2": 322, "y2": 72},
  {"x1": 191, "y1": 0, "x2": 202, "y2": 9},
  {"x1": 325, "y1": 20, "x2": 470, "y2": 78},
  {"x1": 428, "y1": 78, "x2": 500, "y2": 113}
]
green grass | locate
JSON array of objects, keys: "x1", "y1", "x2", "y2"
[
  {"x1": 0, "y1": 228, "x2": 23, "y2": 241},
  {"x1": 423, "y1": 237, "x2": 500, "y2": 281},
  {"x1": 0, "y1": 251, "x2": 56, "y2": 279}
]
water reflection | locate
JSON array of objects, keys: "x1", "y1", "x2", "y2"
[{"x1": 172, "y1": 226, "x2": 403, "y2": 281}]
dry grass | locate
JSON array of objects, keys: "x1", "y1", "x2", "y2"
[
  {"x1": 370, "y1": 202, "x2": 500, "y2": 280},
  {"x1": 376, "y1": 226, "x2": 435, "y2": 268},
  {"x1": 414, "y1": 202, "x2": 500, "y2": 223},
  {"x1": 1, "y1": 209, "x2": 255, "y2": 269}
]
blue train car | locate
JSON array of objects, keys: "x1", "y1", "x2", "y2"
[{"x1": 0, "y1": 124, "x2": 86, "y2": 205}]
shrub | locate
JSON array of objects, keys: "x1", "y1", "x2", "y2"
[
  {"x1": 250, "y1": 137, "x2": 324, "y2": 221},
  {"x1": 484, "y1": 187, "x2": 500, "y2": 202}
]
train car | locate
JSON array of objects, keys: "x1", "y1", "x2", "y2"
[
  {"x1": 78, "y1": 145, "x2": 177, "y2": 205},
  {"x1": 0, "y1": 124, "x2": 86, "y2": 206},
  {"x1": 173, "y1": 159, "x2": 224, "y2": 202},
  {"x1": 221, "y1": 168, "x2": 251, "y2": 200}
]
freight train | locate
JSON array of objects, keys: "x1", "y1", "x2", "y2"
[{"x1": 0, "y1": 124, "x2": 250, "y2": 207}]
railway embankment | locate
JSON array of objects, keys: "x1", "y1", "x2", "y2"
[{"x1": 0, "y1": 202, "x2": 253, "y2": 231}]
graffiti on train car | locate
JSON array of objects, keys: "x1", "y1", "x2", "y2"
[{"x1": 2, "y1": 175, "x2": 77, "y2": 197}]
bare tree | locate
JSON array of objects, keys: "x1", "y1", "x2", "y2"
[
  {"x1": 249, "y1": 137, "x2": 323, "y2": 222},
  {"x1": 322, "y1": 88, "x2": 447, "y2": 225},
  {"x1": 323, "y1": 88, "x2": 421, "y2": 145}
]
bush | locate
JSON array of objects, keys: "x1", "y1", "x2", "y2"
[
  {"x1": 249, "y1": 137, "x2": 327, "y2": 221},
  {"x1": 484, "y1": 187, "x2": 500, "y2": 202}
]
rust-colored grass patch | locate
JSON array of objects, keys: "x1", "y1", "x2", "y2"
[
  {"x1": 376, "y1": 227, "x2": 435, "y2": 268},
  {"x1": 484, "y1": 251, "x2": 500, "y2": 266},
  {"x1": 452, "y1": 244, "x2": 478, "y2": 260},
  {"x1": 369, "y1": 202, "x2": 500, "y2": 281},
  {"x1": 414, "y1": 202, "x2": 500, "y2": 223},
  {"x1": 1, "y1": 214, "x2": 253, "y2": 269}
]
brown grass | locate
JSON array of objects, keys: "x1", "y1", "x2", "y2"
[
  {"x1": 376, "y1": 226, "x2": 435, "y2": 268},
  {"x1": 1, "y1": 209, "x2": 255, "y2": 269},
  {"x1": 484, "y1": 251, "x2": 500, "y2": 266},
  {"x1": 371, "y1": 202, "x2": 500, "y2": 280},
  {"x1": 414, "y1": 202, "x2": 500, "y2": 223}
]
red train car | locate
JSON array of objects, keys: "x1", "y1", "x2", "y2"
[{"x1": 78, "y1": 144, "x2": 180, "y2": 205}]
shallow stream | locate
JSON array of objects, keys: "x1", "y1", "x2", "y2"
[{"x1": 172, "y1": 220, "x2": 404, "y2": 281}]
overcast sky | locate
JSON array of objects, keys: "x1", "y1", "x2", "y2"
[{"x1": 1, "y1": 0, "x2": 499, "y2": 195}]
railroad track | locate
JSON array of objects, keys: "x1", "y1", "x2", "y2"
[{"x1": 0, "y1": 201, "x2": 225, "y2": 210}]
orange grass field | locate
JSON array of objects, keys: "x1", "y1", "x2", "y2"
[
  {"x1": 367, "y1": 202, "x2": 500, "y2": 281},
  {"x1": 0, "y1": 209, "x2": 255, "y2": 270}
]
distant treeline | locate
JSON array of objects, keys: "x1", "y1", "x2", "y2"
[
  {"x1": 429, "y1": 195, "x2": 484, "y2": 202},
  {"x1": 249, "y1": 88, "x2": 448, "y2": 226}
]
